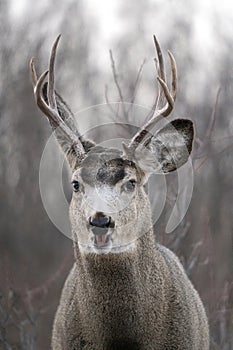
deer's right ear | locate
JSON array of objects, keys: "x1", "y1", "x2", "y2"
[{"x1": 134, "y1": 119, "x2": 194, "y2": 175}]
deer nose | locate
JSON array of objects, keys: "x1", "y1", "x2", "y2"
[{"x1": 89, "y1": 212, "x2": 111, "y2": 229}]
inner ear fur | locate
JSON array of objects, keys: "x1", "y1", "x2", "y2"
[{"x1": 134, "y1": 119, "x2": 194, "y2": 174}]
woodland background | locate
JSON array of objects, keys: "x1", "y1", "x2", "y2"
[{"x1": 0, "y1": 0, "x2": 232, "y2": 349}]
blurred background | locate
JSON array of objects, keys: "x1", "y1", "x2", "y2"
[{"x1": 0, "y1": 0, "x2": 232, "y2": 349}]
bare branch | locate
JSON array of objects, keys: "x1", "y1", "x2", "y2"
[
  {"x1": 104, "y1": 84, "x2": 120, "y2": 119},
  {"x1": 128, "y1": 58, "x2": 146, "y2": 109},
  {"x1": 109, "y1": 49, "x2": 127, "y2": 118}
]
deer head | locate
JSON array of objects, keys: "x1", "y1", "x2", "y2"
[{"x1": 30, "y1": 35, "x2": 193, "y2": 254}]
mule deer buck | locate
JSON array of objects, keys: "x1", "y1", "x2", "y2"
[{"x1": 30, "y1": 35, "x2": 209, "y2": 349}]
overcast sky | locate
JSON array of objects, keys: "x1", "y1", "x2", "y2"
[
  {"x1": 10, "y1": 0, "x2": 233, "y2": 47},
  {"x1": 8, "y1": 0, "x2": 233, "y2": 111}
]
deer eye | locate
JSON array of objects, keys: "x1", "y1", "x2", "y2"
[
  {"x1": 72, "y1": 180, "x2": 80, "y2": 192},
  {"x1": 122, "y1": 179, "x2": 136, "y2": 192}
]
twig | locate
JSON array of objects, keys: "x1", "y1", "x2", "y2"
[
  {"x1": 25, "y1": 253, "x2": 70, "y2": 302},
  {"x1": 109, "y1": 49, "x2": 127, "y2": 118},
  {"x1": 127, "y1": 58, "x2": 146, "y2": 115},
  {"x1": 104, "y1": 84, "x2": 120, "y2": 118},
  {"x1": 194, "y1": 87, "x2": 221, "y2": 161},
  {"x1": 206, "y1": 87, "x2": 221, "y2": 139}
]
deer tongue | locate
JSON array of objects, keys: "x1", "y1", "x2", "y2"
[
  {"x1": 96, "y1": 234, "x2": 108, "y2": 243},
  {"x1": 93, "y1": 231, "x2": 110, "y2": 248}
]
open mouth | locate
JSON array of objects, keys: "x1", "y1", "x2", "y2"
[
  {"x1": 93, "y1": 230, "x2": 111, "y2": 249},
  {"x1": 89, "y1": 217, "x2": 114, "y2": 250}
]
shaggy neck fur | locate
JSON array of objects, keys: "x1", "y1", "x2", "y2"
[
  {"x1": 74, "y1": 228, "x2": 157, "y2": 272},
  {"x1": 71, "y1": 230, "x2": 170, "y2": 348}
]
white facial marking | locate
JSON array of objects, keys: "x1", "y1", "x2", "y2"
[{"x1": 71, "y1": 166, "x2": 145, "y2": 254}]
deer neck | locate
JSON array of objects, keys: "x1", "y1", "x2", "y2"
[{"x1": 72, "y1": 228, "x2": 156, "y2": 280}]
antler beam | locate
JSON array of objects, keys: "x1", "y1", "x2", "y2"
[
  {"x1": 123, "y1": 35, "x2": 178, "y2": 157},
  {"x1": 29, "y1": 35, "x2": 85, "y2": 156}
]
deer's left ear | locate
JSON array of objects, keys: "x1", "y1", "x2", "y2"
[{"x1": 134, "y1": 119, "x2": 194, "y2": 174}]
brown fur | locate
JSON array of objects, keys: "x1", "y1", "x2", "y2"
[
  {"x1": 52, "y1": 230, "x2": 209, "y2": 349},
  {"x1": 51, "y1": 147, "x2": 209, "y2": 349}
]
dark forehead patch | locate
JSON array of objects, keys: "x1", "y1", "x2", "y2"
[
  {"x1": 96, "y1": 159, "x2": 126, "y2": 185},
  {"x1": 80, "y1": 146, "x2": 136, "y2": 186}
]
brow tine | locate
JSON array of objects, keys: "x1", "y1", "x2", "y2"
[{"x1": 29, "y1": 57, "x2": 38, "y2": 88}]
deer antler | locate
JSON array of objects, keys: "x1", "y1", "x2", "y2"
[
  {"x1": 29, "y1": 35, "x2": 86, "y2": 156},
  {"x1": 123, "y1": 35, "x2": 177, "y2": 158}
]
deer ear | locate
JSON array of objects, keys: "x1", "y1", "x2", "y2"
[
  {"x1": 42, "y1": 83, "x2": 95, "y2": 167},
  {"x1": 134, "y1": 119, "x2": 194, "y2": 174}
]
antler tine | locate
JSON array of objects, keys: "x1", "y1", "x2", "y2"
[
  {"x1": 48, "y1": 34, "x2": 61, "y2": 109},
  {"x1": 30, "y1": 59, "x2": 52, "y2": 118},
  {"x1": 29, "y1": 57, "x2": 37, "y2": 88},
  {"x1": 168, "y1": 50, "x2": 177, "y2": 101},
  {"x1": 34, "y1": 69, "x2": 50, "y2": 114},
  {"x1": 153, "y1": 35, "x2": 165, "y2": 82},
  {"x1": 153, "y1": 35, "x2": 166, "y2": 110},
  {"x1": 29, "y1": 36, "x2": 86, "y2": 155},
  {"x1": 124, "y1": 35, "x2": 178, "y2": 156}
]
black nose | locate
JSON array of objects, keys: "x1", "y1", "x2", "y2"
[{"x1": 89, "y1": 212, "x2": 111, "y2": 229}]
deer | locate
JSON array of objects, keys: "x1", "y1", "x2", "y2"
[{"x1": 30, "y1": 35, "x2": 209, "y2": 350}]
